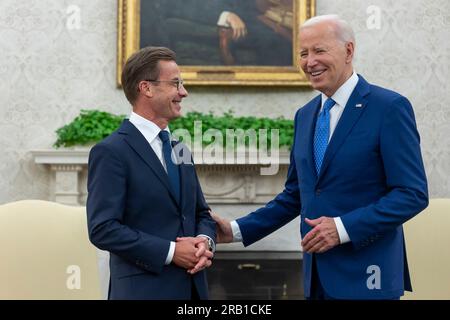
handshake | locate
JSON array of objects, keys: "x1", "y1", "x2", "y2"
[
  {"x1": 171, "y1": 212, "x2": 234, "y2": 274},
  {"x1": 175, "y1": 210, "x2": 342, "y2": 274}
]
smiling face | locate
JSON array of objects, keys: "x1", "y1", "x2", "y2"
[
  {"x1": 135, "y1": 59, "x2": 189, "y2": 128},
  {"x1": 299, "y1": 21, "x2": 354, "y2": 97},
  {"x1": 151, "y1": 60, "x2": 187, "y2": 122}
]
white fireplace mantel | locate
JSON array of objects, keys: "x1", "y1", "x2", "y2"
[
  {"x1": 32, "y1": 149, "x2": 291, "y2": 206},
  {"x1": 32, "y1": 148, "x2": 301, "y2": 254}
]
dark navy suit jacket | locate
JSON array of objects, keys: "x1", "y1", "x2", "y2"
[
  {"x1": 87, "y1": 119, "x2": 215, "y2": 300},
  {"x1": 236, "y1": 75, "x2": 428, "y2": 299}
]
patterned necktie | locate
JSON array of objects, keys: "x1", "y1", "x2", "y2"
[
  {"x1": 158, "y1": 130, "x2": 180, "y2": 204},
  {"x1": 313, "y1": 98, "x2": 336, "y2": 174}
]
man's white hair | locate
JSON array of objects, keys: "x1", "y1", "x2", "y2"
[{"x1": 301, "y1": 14, "x2": 355, "y2": 43}]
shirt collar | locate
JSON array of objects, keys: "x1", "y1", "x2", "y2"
[
  {"x1": 321, "y1": 71, "x2": 359, "y2": 109},
  {"x1": 129, "y1": 111, "x2": 170, "y2": 143}
]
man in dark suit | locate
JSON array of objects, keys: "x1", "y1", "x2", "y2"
[
  {"x1": 213, "y1": 15, "x2": 428, "y2": 299},
  {"x1": 87, "y1": 47, "x2": 216, "y2": 300}
]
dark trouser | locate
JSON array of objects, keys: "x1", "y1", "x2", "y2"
[
  {"x1": 307, "y1": 254, "x2": 335, "y2": 300},
  {"x1": 191, "y1": 279, "x2": 200, "y2": 300}
]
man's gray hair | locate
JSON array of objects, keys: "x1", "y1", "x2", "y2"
[{"x1": 301, "y1": 14, "x2": 355, "y2": 43}]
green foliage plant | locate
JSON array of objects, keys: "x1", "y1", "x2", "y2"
[
  {"x1": 169, "y1": 111, "x2": 294, "y2": 149},
  {"x1": 54, "y1": 110, "x2": 125, "y2": 148},
  {"x1": 54, "y1": 109, "x2": 294, "y2": 149}
]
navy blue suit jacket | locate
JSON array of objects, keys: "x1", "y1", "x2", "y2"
[
  {"x1": 236, "y1": 75, "x2": 428, "y2": 299},
  {"x1": 87, "y1": 119, "x2": 215, "y2": 299}
]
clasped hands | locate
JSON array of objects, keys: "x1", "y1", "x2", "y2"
[{"x1": 173, "y1": 237, "x2": 213, "y2": 274}]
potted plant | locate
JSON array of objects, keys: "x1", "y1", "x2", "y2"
[
  {"x1": 54, "y1": 110, "x2": 125, "y2": 149},
  {"x1": 54, "y1": 109, "x2": 294, "y2": 151}
]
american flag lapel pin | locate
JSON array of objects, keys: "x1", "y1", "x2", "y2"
[{"x1": 355, "y1": 103, "x2": 363, "y2": 108}]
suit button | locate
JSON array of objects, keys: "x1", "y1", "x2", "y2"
[
  {"x1": 182, "y1": 215, "x2": 186, "y2": 220},
  {"x1": 315, "y1": 189, "x2": 321, "y2": 196}
]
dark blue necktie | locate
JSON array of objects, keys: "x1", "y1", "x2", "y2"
[
  {"x1": 158, "y1": 130, "x2": 180, "y2": 204},
  {"x1": 313, "y1": 98, "x2": 336, "y2": 174}
]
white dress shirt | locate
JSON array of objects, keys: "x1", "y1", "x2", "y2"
[
  {"x1": 129, "y1": 112, "x2": 215, "y2": 265},
  {"x1": 230, "y1": 72, "x2": 360, "y2": 245}
]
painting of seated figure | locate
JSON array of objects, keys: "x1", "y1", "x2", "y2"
[{"x1": 117, "y1": 0, "x2": 315, "y2": 86}]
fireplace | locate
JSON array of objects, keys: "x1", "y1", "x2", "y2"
[
  {"x1": 32, "y1": 149, "x2": 303, "y2": 300},
  {"x1": 208, "y1": 251, "x2": 304, "y2": 300}
]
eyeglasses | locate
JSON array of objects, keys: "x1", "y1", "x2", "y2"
[{"x1": 145, "y1": 79, "x2": 184, "y2": 91}]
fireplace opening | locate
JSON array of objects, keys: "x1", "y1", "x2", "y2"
[{"x1": 207, "y1": 251, "x2": 303, "y2": 300}]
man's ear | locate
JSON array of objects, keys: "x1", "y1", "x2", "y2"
[
  {"x1": 138, "y1": 81, "x2": 153, "y2": 98},
  {"x1": 345, "y1": 41, "x2": 355, "y2": 64}
]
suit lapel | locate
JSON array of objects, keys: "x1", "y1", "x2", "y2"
[
  {"x1": 316, "y1": 76, "x2": 371, "y2": 183},
  {"x1": 119, "y1": 120, "x2": 179, "y2": 206}
]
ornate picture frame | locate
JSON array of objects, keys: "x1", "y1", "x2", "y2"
[{"x1": 117, "y1": 0, "x2": 315, "y2": 86}]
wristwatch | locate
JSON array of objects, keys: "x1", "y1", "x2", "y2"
[{"x1": 206, "y1": 237, "x2": 215, "y2": 253}]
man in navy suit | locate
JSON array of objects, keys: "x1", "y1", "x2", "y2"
[
  {"x1": 213, "y1": 15, "x2": 428, "y2": 299},
  {"x1": 87, "y1": 47, "x2": 216, "y2": 299}
]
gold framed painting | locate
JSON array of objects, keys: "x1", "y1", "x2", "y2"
[{"x1": 117, "y1": 0, "x2": 315, "y2": 86}]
